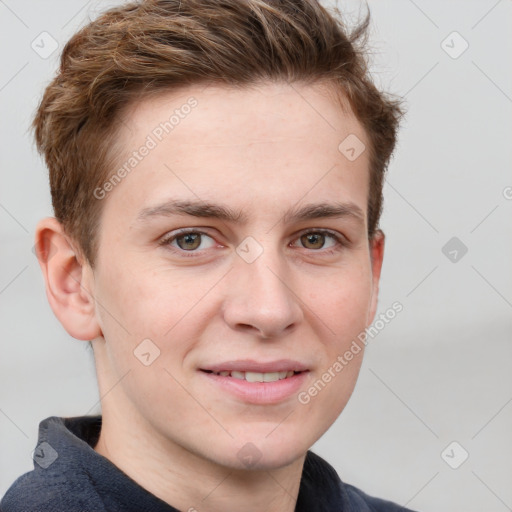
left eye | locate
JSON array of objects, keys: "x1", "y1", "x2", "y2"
[{"x1": 293, "y1": 231, "x2": 340, "y2": 251}]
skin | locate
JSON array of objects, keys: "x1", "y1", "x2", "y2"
[{"x1": 35, "y1": 81, "x2": 384, "y2": 512}]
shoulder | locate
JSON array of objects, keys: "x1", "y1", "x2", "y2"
[
  {"x1": 0, "y1": 469, "x2": 106, "y2": 512},
  {"x1": 1, "y1": 416, "x2": 106, "y2": 512},
  {"x1": 344, "y1": 482, "x2": 418, "y2": 512},
  {"x1": 303, "y1": 451, "x2": 418, "y2": 512}
]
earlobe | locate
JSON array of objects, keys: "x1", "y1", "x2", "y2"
[
  {"x1": 367, "y1": 229, "x2": 385, "y2": 325},
  {"x1": 34, "y1": 217, "x2": 102, "y2": 341}
]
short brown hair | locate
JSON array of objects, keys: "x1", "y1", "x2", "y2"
[{"x1": 33, "y1": 0, "x2": 404, "y2": 267}]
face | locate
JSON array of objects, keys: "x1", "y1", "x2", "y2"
[{"x1": 87, "y1": 81, "x2": 383, "y2": 470}]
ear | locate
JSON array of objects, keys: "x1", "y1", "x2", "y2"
[
  {"x1": 367, "y1": 229, "x2": 385, "y2": 325},
  {"x1": 34, "y1": 217, "x2": 102, "y2": 341}
]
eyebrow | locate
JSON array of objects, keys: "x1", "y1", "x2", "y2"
[{"x1": 135, "y1": 199, "x2": 365, "y2": 225}]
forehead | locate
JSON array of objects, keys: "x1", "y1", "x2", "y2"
[
  {"x1": 120, "y1": 81, "x2": 365, "y2": 148},
  {"x1": 102, "y1": 81, "x2": 370, "y2": 225}
]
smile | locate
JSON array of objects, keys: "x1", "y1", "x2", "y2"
[
  {"x1": 198, "y1": 364, "x2": 309, "y2": 404},
  {"x1": 201, "y1": 369, "x2": 301, "y2": 382}
]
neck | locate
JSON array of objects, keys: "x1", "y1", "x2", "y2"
[
  {"x1": 90, "y1": 339, "x2": 306, "y2": 512},
  {"x1": 94, "y1": 408, "x2": 305, "y2": 512}
]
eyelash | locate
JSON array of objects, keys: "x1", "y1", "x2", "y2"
[{"x1": 158, "y1": 228, "x2": 348, "y2": 258}]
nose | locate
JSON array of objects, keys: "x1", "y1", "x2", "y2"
[{"x1": 221, "y1": 245, "x2": 304, "y2": 339}]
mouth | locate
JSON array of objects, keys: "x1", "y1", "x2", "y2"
[
  {"x1": 200, "y1": 369, "x2": 303, "y2": 382},
  {"x1": 198, "y1": 360, "x2": 310, "y2": 404}
]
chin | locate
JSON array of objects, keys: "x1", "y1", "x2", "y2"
[{"x1": 204, "y1": 429, "x2": 312, "y2": 472}]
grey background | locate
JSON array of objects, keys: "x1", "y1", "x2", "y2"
[{"x1": 1, "y1": 0, "x2": 511, "y2": 510}]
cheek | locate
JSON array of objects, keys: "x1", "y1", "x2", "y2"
[
  {"x1": 98, "y1": 255, "x2": 174, "y2": 323},
  {"x1": 308, "y1": 262, "x2": 373, "y2": 334},
  {"x1": 93, "y1": 258, "x2": 171, "y2": 361},
  {"x1": 96, "y1": 259, "x2": 214, "y2": 370}
]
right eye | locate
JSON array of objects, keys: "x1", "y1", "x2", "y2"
[{"x1": 159, "y1": 229, "x2": 217, "y2": 255}]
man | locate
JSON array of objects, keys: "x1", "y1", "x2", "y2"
[{"x1": 1, "y1": 0, "x2": 410, "y2": 510}]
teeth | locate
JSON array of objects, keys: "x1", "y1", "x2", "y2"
[
  {"x1": 214, "y1": 370, "x2": 299, "y2": 382},
  {"x1": 246, "y1": 372, "x2": 264, "y2": 382}
]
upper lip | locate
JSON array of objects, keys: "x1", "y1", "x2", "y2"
[{"x1": 200, "y1": 359, "x2": 309, "y2": 373}]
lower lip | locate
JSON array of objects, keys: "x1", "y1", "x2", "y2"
[{"x1": 199, "y1": 370, "x2": 309, "y2": 404}]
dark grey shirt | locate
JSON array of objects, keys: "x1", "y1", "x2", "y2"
[{"x1": 1, "y1": 416, "x2": 417, "y2": 511}]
